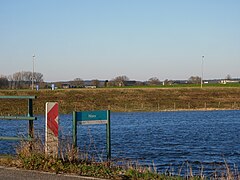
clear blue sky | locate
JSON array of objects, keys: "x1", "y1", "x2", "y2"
[{"x1": 0, "y1": 0, "x2": 239, "y2": 81}]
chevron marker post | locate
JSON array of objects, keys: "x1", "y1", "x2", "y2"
[{"x1": 45, "y1": 102, "x2": 59, "y2": 157}]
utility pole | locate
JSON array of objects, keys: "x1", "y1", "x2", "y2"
[
  {"x1": 201, "y1": 55, "x2": 204, "y2": 88},
  {"x1": 32, "y1": 54, "x2": 35, "y2": 90}
]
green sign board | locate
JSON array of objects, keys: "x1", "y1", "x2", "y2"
[
  {"x1": 72, "y1": 110, "x2": 111, "y2": 160},
  {"x1": 76, "y1": 110, "x2": 108, "y2": 125}
]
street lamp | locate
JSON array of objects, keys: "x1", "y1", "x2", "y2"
[
  {"x1": 32, "y1": 54, "x2": 35, "y2": 90},
  {"x1": 201, "y1": 55, "x2": 204, "y2": 88}
]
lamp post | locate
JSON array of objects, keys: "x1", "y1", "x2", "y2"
[
  {"x1": 32, "y1": 54, "x2": 35, "y2": 90},
  {"x1": 201, "y1": 55, "x2": 204, "y2": 88}
]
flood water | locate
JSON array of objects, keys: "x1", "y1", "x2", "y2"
[{"x1": 0, "y1": 110, "x2": 240, "y2": 176}]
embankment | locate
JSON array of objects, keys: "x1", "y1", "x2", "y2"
[{"x1": 0, "y1": 87, "x2": 240, "y2": 115}]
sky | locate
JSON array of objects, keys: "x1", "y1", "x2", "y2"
[{"x1": 0, "y1": 0, "x2": 239, "y2": 82}]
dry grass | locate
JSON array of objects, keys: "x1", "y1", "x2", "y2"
[
  {"x1": 0, "y1": 87, "x2": 240, "y2": 114},
  {"x1": 0, "y1": 137, "x2": 239, "y2": 179}
]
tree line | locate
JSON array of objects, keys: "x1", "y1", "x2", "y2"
[
  {"x1": 69, "y1": 75, "x2": 203, "y2": 88},
  {"x1": 0, "y1": 72, "x2": 205, "y2": 89},
  {"x1": 0, "y1": 71, "x2": 43, "y2": 89}
]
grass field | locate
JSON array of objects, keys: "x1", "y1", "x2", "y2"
[{"x1": 0, "y1": 86, "x2": 240, "y2": 115}]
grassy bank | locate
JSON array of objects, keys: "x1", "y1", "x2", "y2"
[
  {"x1": 1, "y1": 87, "x2": 240, "y2": 115},
  {"x1": 0, "y1": 139, "x2": 238, "y2": 180},
  {"x1": 1, "y1": 87, "x2": 240, "y2": 179}
]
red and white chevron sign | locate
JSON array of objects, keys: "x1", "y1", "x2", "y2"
[
  {"x1": 45, "y1": 102, "x2": 59, "y2": 156},
  {"x1": 46, "y1": 102, "x2": 59, "y2": 136}
]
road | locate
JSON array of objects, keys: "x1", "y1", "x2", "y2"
[{"x1": 0, "y1": 166, "x2": 105, "y2": 180}]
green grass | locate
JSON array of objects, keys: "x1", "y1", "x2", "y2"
[{"x1": 107, "y1": 83, "x2": 240, "y2": 88}]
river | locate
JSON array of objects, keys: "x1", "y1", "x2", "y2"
[{"x1": 0, "y1": 110, "x2": 240, "y2": 175}]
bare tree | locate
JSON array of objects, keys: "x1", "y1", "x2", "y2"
[
  {"x1": 111, "y1": 75, "x2": 129, "y2": 87},
  {"x1": 226, "y1": 74, "x2": 232, "y2": 80},
  {"x1": 34, "y1": 72, "x2": 44, "y2": 83},
  {"x1": 7, "y1": 75, "x2": 14, "y2": 89},
  {"x1": 148, "y1": 77, "x2": 161, "y2": 85},
  {"x1": 188, "y1": 76, "x2": 201, "y2": 84},
  {"x1": 12, "y1": 72, "x2": 23, "y2": 88},
  {"x1": 163, "y1": 79, "x2": 173, "y2": 85},
  {"x1": 72, "y1": 78, "x2": 84, "y2": 87},
  {"x1": 91, "y1": 79, "x2": 100, "y2": 87},
  {"x1": 0, "y1": 75, "x2": 9, "y2": 89},
  {"x1": 9, "y1": 71, "x2": 44, "y2": 89},
  {"x1": 22, "y1": 71, "x2": 32, "y2": 82}
]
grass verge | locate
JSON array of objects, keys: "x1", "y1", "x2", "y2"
[{"x1": 0, "y1": 138, "x2": 239, "y2": 179}]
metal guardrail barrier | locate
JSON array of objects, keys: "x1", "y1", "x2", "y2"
[{"x1": 0, "y1": 96, "x2": 37, "y2": 141}]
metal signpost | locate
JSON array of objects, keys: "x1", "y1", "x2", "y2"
[{"x1": 72, "y1": 110, "x2": 111, "y2": 160}]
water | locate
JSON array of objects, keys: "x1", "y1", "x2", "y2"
[{"x1": 0, "y1": 110, "x2": 240, "y2": 175}]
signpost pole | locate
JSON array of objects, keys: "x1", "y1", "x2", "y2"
[
  {"x1": 28, "y1": 98, "x2": 34, "y2": 138},
  {"x1": 106, "y1": 110, "x2": 111, "y2": 160},
  {"x1": 73, "y1": 111, "x2": 77, "y2": 147}
]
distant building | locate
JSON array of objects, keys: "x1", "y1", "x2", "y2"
[
  {"x1": 85, "y1": 85, "x2": 97, "y2": 89},
  {"x1": 207, "y1": 79, "x2": 221, "y2": 84},
  {"x1": 220, "y1": 79, "x2": 240, "y2": 84},
  {"x1": 62, "y1": 83, "x2": 70, "y2": 89},
  {"x1": 124, "y1": 81, "x2": 137, "y2": 86},
  {"x1": 172, "y1": 80, "x2": 189, "y2": 84}
]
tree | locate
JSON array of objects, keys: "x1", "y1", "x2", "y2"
[
  {"x1": 104, "y1": 80, "x2": 109, "y2": 87},
  {"x1": 0, "y1": 76, "x2": 9, "y2": 89},
  {"x1": 226, "y1": 74, "x2": 232, "y2": 80},
  {"x1": 7, "y1": 75, "x2": 14, "y2": 89},
  {"x1": 34, "y1": 72, "x2": 44, "y2": 83},
  {"x1": 188, "y1": 76, "x2": 201, "y2": 84},
  {"x1": 72, "y1": 78, "x2": 84, "y2": 87},
  {"x1": 148, "y1": 77, "x2": 161, "y2": 85},
  {"x1": 12, "y1": 72, "x2": 23, "y2": 88},
  {"x1": 9, "y1": 71, "x2": 44, "y2": 89},
  {"x1": 111, "y1": 75, "x2": 129, "y2": 87},
  {"x1": 91, "y1": 79, "x2": 100, "y2": 87},
  {"x1": 163, "y1": 79, "x2": 173, "y2": 85}
]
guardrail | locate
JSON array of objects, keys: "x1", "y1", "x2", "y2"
[{"x1": 0, "y1": 96, "x2": 37, "y2": 141}]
